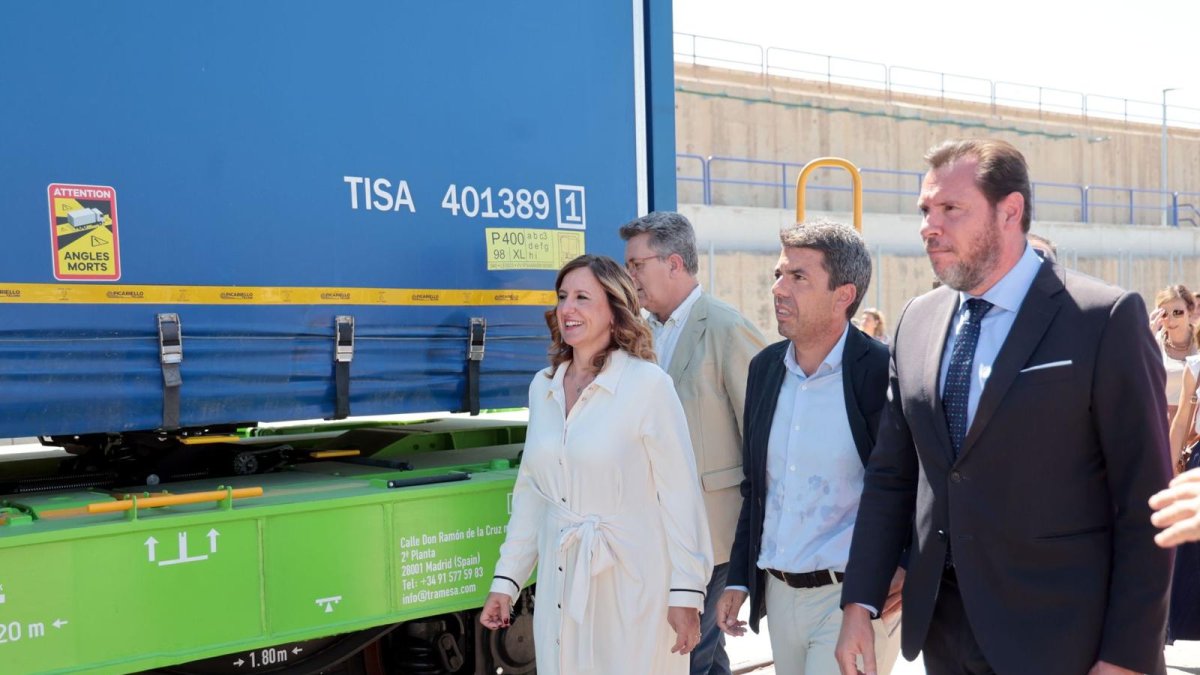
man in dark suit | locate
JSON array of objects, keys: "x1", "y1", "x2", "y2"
[
  {"x1": 835, "y1": 139, "x2": 1172, "y2": 675},
  {"x1": 716, "y1": 220, "x2": 903, "y2": 673}
]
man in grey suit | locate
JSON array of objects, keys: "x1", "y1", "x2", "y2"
[
  {"x1": 835, "y1": 139, "x2": 1172, "y2": 675},
  {"x1": 621, "y1": 211, "x2": 766, "y2": 675}
]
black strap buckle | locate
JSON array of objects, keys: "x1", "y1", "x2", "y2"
[
  {"x1": 464, "y1": 318, "x2": 487, "y2": 415},
  {"x1": 157, "y1": 313, "x2": 183, "y2": 430},
  {"x1": 332, "y1": 316, "x2": 354, "y2": 419}
]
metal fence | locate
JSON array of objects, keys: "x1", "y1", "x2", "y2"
[
  {"x1": 678, "y1": 154, "x2": 1193, "y2": 226},
  {"x1": 674, "y1": 32, "x2": 1200, "y2": 128}
]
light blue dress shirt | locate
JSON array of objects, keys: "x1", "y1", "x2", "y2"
[
  {"x1": 727, "y1": 324, "x2": 861, "y2": 594},
  {"x1": 755, "y1": 323, "x2": 862, "y2": 575},
  {"x1": 938, "y1": 244, "x2": 1043, "y2": 429}
]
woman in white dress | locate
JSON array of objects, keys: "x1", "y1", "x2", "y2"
[{"x1": 480, "y1": 254, "x2": 713, "y2": 675}]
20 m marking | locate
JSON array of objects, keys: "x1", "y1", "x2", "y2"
[{"x1": 0, "y1": 621, "x2": 46, "y2": 644}]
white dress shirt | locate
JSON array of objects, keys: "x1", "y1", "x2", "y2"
[
  {"x1": 755, "y1": 324, "x2": 862, "y2": 574},
  {"x1": 649, "y1": 284, "x2": 702, "y2": 371},
  {"x1": 938, "y1": 244, "x2": 1043, "y2": 427}
]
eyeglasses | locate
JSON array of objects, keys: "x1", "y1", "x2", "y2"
[
  {"x1": 1167, "y1": 308, "x2": 1188, "y2": 317},
  {"x1": 625, "y1": 255, "x2": 664, "y2": 274}
]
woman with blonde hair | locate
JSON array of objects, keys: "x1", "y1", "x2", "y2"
[
  {"x1": 1158, "y1": 285, "x2": 1200, "y2": 643},
  {"x1": 480, "y1": 254, "x2": 713, "y2": 674},
  {"x1": 1156, "y1": 285, "x2": 1198, "y2": 422},
  {"x1": 859, "y1": 307, "x2": 888, "y2": 345}
]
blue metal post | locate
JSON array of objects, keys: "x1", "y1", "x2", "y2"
[
  {"x1": 782, "y1": 164, "x2": 789, "y2": 209},
  {"x1": 703, "y1": 156, "x2": 712, "y2": 205}
]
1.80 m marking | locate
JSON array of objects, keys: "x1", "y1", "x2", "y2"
[
  {"x1": 249, "y1": 647, "x2": 289, "y2": 668},
  {"x1": 232, "y1": 645, "x2": 303, "y2": 669}
]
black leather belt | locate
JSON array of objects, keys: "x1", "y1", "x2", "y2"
[{"x1": 767, "y1": 568, "x2": 845, "y2": 589}]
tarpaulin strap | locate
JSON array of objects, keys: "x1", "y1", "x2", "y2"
[
  {"x1": 333, "y1": 315, "x2": 355, "y2": 419},
  {"x1": 465, "y1": 318, "x2": 486, "y2": 416},
  {"x1": 157, "y1": 313, "x2": 183, "y2": 430}
]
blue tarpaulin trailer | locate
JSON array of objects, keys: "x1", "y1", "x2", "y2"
[{"x1": 0, "y1": 0, "x2": 677, "y2": 438}]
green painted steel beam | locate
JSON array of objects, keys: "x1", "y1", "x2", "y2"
[{"x1": 0, "y1": 439, "x2": 525, "y2": 674}]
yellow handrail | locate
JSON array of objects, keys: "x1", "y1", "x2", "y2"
[
  {"x1": 309, "y1": 449, "x2": 361, "y2": 459},
  {"x1": 179, "y1": 435, "x2": 241, "y2": 445},
  {"x1": 795, "y1": 157, "x2": 863, "y2": 232},
  {"x1": 87, "y1": 487, "x2": 264, "y2": 514}
]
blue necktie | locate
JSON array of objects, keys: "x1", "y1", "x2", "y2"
[{"x1": 943, "y1": 298, "x2": 993, "y2": 457}]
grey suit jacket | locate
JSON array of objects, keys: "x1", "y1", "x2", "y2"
[
  {"x1": 843, "y1": 262, "x2": 1173, "y2": 675},
  {"x1": 665, "y1": 292, "x2": 765, "y2": 566}
]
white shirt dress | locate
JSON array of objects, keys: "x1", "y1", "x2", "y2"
[{"x1": 490, "y1": 349, "x2": 713, "y2": 675}]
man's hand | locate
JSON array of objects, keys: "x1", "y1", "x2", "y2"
[
  {"x1": 1086, "y1": 659, "x2": 1139, "y2": 675},
  {"x1": 716, "y1": 589, "x2": 748, "y2": 637},
  {"x1": 667, "y1": 606, "x2": 701, "y2": 655},
  {"x1": 882, "y1": 568, "x2": 906, "y2": 620},
  {"x1": 479, "y1": 592, "x2": 512, "y2": 630},
  {"x1": 835, "y1": 603, "x2": 877, "y2": 675},
  {"x1": 1151, "y1": 468, "x2": 1200, "y2": 547}
]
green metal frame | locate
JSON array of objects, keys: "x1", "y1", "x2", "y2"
[{"x1": 0, "y1": 422, "x2": 526, "y2": 674}]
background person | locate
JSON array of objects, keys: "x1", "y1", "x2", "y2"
[
  {"x1": 1152, "y1": 285, "x2": 1197, "y2": 420},
  {"x1": 1026, "y1": 232, "x2": 1058, "y2": 263},
  {"x1": 1162, "y1": 331, "x2": 1200, "y2": 643},
  {"x1": 1169, "y1": 352, "x2": 1200, "y2": 474},
  {"x1": 480, "y1": 255, "x2": 713, "y2": 675},
  {"x1": 859, "y1": 308, "x2": 889, "y2": 345},
  {"x1": 620, "y1": 211, "x2": 766, "y2": 675}
]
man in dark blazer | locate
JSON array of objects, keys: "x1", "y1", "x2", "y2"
[
  {"x1": 716, "y1": 220, "x2": 903, "y2": 673},
  {"x1": 836, "y1": 139, "x2": 1172, "y2": 675}
]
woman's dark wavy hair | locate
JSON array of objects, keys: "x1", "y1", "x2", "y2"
[{"x1": 545, "y1": 254, "x2": 654, "y2": 375}]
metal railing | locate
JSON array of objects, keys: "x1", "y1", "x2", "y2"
[
  {"x1": 1178, "y1": 193, "x2": 1200, "y2": 228},
  {"x1": 680, "y1": 153, "x2": 1189, "y2": 226},
  {"x1": 674, "y1": 32, "x2": 1200, "y2": 128},
  {"x1": 676, "y1": 153, "x2": 710, "y2": 204}
]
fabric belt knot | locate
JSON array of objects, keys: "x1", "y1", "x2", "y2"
[{"x1": 544, "y1": 493, "x2": 618, "y2": 671}]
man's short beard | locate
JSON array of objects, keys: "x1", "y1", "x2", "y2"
[{"x1": 931, "y1": 217, "x2": 1001, "y2": 292}]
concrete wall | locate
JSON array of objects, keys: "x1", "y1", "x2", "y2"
[
  {"x1": 684, "y1": 204, "x2": 1200, "y2": 341},
  {"x1": 675, "y1": 64, "x2": 1200, "y2": 227}
]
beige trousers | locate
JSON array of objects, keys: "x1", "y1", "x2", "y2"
[{"x1": 765, "y1": 573, "x2": 902, "y2": 675}]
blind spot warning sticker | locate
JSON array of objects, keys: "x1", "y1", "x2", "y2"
[{"x1": 47, "y1": 183, "x2": 121, "y2": 281}]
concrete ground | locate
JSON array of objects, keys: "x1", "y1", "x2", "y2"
[{"x1": 725, "y1": 609, "x2": 1200, "y2": 674}]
